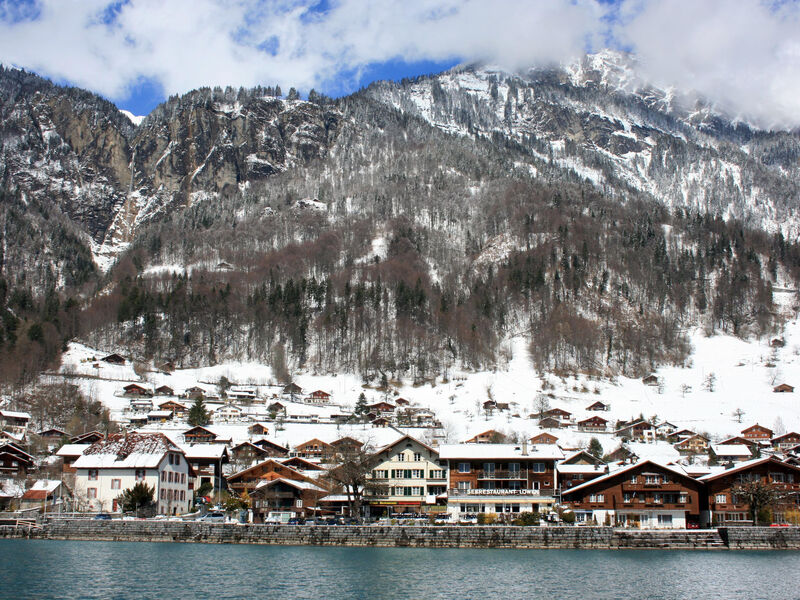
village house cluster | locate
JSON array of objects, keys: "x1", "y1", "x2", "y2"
[{"x1": 1, "y1": 353, "x2": 800, "y2": 527}]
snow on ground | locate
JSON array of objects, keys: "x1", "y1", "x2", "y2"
[
  {"x1": 49, "y1": 313, "x2": 800, "y2": 457},
  {"x1": 120, "y1": 110, "x2": 145, "y2": 126}
]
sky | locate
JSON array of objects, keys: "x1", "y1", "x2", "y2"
[{"x1": 0, "y1": 0, "x2": 799, "y2": 129}]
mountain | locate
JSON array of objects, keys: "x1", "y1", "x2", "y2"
[{"x1": 1, "y1": 53, "x2": 799, "y2": 386}]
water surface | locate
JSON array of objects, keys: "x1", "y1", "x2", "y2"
[{"x1": 1, "y1": 539, "x2": 797, "y2": 599}]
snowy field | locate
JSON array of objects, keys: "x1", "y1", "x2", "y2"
[{"x1": 49, "y1": 308, "x2": 800, "y2": 458}]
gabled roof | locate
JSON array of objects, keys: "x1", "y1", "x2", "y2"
[
  {"x1": 562, "y1": 460, "x2": 698, "y2": 497},
  {"x1": 37, "y1": 428, "x2": 67, "y2": 437},
  {"x1": 771, "y1": 432, "x2": 800, "y2": 443},
  {"x1": 74, "y1": 433, "x2": 180, "y2": 469},
  {"x1": 182, "y1": 426, "x2": 217, "y2": 437},
  {"x1": 375, "y1": 434, "x2": 436, "y2": 457},
  {"x1": 710, "y1": 444, "x2": 752, "y2": 457},
  {"x1": 180, "y1": 444, "x2": 229, "y2": 460},
  {"x1": 698, "y1": 456, "x2": 800, "y2": 482},
  {"x1": 55, "y1": 444, "x2": 91, "y2": 457},
  {"x1": 0, "y1": 410, "x2": 31, "y2": 420},
  {"x1": 280, "y1": 456, "x2": 325, "y2": 470},
  {"x1": 254, "y1": 477, "x2": 327, "y2": 493},
  {"x1": 741, "y1": 424, "x2": 773, "y2": 434}
]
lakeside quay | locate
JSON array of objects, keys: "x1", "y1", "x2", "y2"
[{"x1": 3, "y1": 521, "x2": 800, "y2": 550}]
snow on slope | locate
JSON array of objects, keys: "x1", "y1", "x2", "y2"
[{"x1": 51, "y1": 308, "x2": 800, "y2": 459}]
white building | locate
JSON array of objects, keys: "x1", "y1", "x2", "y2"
[{"x1": 72, "y1": 433, "x2": 192, "y2": 515}]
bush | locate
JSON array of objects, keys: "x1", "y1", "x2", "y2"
[
  {"x1": 512, "y1": 511, "x2": 540, "y2": 526},
  {"x1": 561, "y1": 511, "x2": 576, "y2": 524},
  {"x1": 476, "y1": 513, "x2": 497, "y2": 525}
]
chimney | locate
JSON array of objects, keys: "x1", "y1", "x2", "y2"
[{"x1": 522, "y1": 439, "x2": 529, "y2": 456}]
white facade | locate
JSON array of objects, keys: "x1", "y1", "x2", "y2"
[
  {"x1": 73, "y1": 434, "x2": 192, "y2": 515},
  {"x1": 573, "y1": 508, "x2": 687, "y2": 529}
]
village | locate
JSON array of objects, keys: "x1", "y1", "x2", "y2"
[{"x1": 2, "y1": 342, "x2": 800, "y2": 531}]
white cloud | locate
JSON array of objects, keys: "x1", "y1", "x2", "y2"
[
  {"x1": 615, "y1": 0, "x2": 800, "y2": 129},
  {"x1": 1, "y1": 0, "x2": 799, "y2": 129}
]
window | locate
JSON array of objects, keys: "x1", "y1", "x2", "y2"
[
  {"x1": 88, "y1": 469, "x2": 98, "y2": 481},
  {"x1": 458, "y1": 462, "x2": 471, "y2": 474},
  {"x1": 679, "y1": 493, "x2": 689, "y2": 504},
  {"x1": 87, "y1": 488, "x2": 97, "y2": 499},
  {"x1": 589, "y1": 493, "x2": 604, "y2": 503},
  {"x1": 168, "y1": 472, "x2": 173, "y2": 483},
  {"x1": 161, "y1": 471, "x2": 166, "y2": 482},
  {"x1": 715, "y1": 494, "x2": 727, "y2": 504},
  {"x1": 111, "y1": 479, "x2": 121, "y2": 490},
  {"x1": 397, "y1": 453, "x2": 406, "y2": 462},
  {"x1": 429, "y1": 469, "x2": 444, "y2": 479},
  {"x1": 630, "y1": 475, "x2": 638, "y2": 484},
  {"x1": 508, "y1": 481, "x2": 521, "y2": 490},
  {"x1": 411, "y1": 469, "x2": 424, "y2": 479},
  {"x1": 181, "y1": 473, "x2": 186, "y2": 484},
  {"x1": 483, "y1": 463, "x2": 496, "y2": 476},
  {"x1": 457, "y1": 481, "x2": 471, "y2": 491},
  {"x1": 532, "y1": 462, "x2": 545, "y2": 473},
  {"x1": 508, "y1": 463, "x2": 520, "y2": 476},
  {"x1": 657, "y1": 514, "x2": 673, "y2": 526},
  {"x1": 771, "y1": 472, "x2": 786, "y2": 483},
  {"x1": 653, "y1": 493, "x2": 663, "y2": 504},
  {"x1": 414, "y1": 453, "x2": 422, "y2": 462},
  {"x1": 623, "y1": 493, "x2": 633, "y2": 503},
  {"x1": 411, "y1": 487, "x2": 422, "y2": 495},
  {"x1": 160, "y1": 489, "x2": 165, "y2": 500},
  {"x1": 168, "y1": 454, "x2": 174, "y2": 465},
  {"x1": 180, "y1": 490, "x2": 185, "y2": 501},
  {"x1": 135, "y1": 469, "x2": 145, "y2": 481}
]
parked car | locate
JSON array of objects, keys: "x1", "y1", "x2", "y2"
[
  {"x1": 93, "y1": 513, "x2": 112, "y2": 520},
  {"x1": 199, "y1": 512, "x2": 226, "y2": 523}
]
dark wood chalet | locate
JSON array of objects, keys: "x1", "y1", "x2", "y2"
[
  {"x1": 586, "y1": 401, "x2": 609, "y2": 411},
  {"x1": 543, "y1": 408, "x2": 572, "y2": 420},
  {"x1": 157, "y1": 400, "x2": 188, "y2": 417},
  {"x1": 280, "y1": 456, "x2": 325, "y2": 472},
  {"x1": 248, "y1": 423, "x2": 270, "y2": 437},
  {"x1": 538, "y1": 416, "x2": 562, "y2": 429},
  {"x1": 249, "y1": 477, "x2": 328, "y2": 520},
  {"x1": 227, "y1": 459, "x2": 322, "y2": 498},
  {"x1": 741, "y1": 424, "x2": 774, "y2": 440},
  {"x1": 772, "y1": 432, "x2": 800, "y2": 450},
  {"x1": 70, "y1": 431, "x2": 104, "y2": 445},
  {"x1": 700, "y1": 457, "x2": 800, "y2": 524},
  {"x1": 101, "y1": 353, "x2": 125, "y2": 365},
  {"x1": 530, "y1": 432, "x2": 558, "y2": 445},
  {"x1": 306, "y1": 390, "x2": 331, "y2": 402},
  {"x1": 558, "y1": 451, "x2": 607, "y2": 492},
  {"x1": 578, "y1": 416, "x2": 608, "y2": 432},
  {"x1": 464, "y1": 430, "x2": 509, "y2": 444},
  {"x1": 0, "y1": 443, "x2": 34, "y2": 476},
  {"x1": 231, "y1": 442, "x2": 270, "y2": 464},
  {"x1": 292, "y1": 438, "x2": 334, "y2": 460},
  {"x1": 773, "y1": 383, "x2": 794, "y2": 393},
  {"x1": 123, "y1": 383, "x2": 152, "y2": 397},
  {"x1": 252, "y1": 438, "x2": 290, "y2": 456},
  {"x1": 562, "y1": 460, "x2": 704, "y2": 528},
  {"x1": 182, "y1": 426, "x2": 218, "y2": 444},
  {"x1": 155, "y1": 385, "x2": 175, "y2": 396},
  {"x1": 282, "y1": 383, "x2": 303, "y2": 396}
]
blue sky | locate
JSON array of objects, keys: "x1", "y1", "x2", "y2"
[{"x1": 1, "y1": 0, "x2": 799, "y2": 128}]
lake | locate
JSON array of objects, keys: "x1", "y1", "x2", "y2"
[{"x1": 1, "y1": 539, "x2": 798, "y2": 599}]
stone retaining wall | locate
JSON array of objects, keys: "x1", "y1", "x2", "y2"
[{"x1": 10, "y1": 521, "x2": 795, "y2": 549}]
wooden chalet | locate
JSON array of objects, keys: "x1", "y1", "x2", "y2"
[
  {"x1": 558, "y1": 451, "x2": 607, "y2": 492},
  {"x1": 719, "y1": 436, "x2": 760, "y2": 450},
  {"x1": 0, "y1": 410, "x2": 31, "y2": 430},
  {"x1": 182, "y1": 426, "x2": 218, "y2": 444},
  {"x1": 155, "y1": 385, "x2": 175, "y2": 396},
  {"x1": 305, "y1": 390, "x2": 332, "y2": 404},
  {"x1": 330, "y1": 437, "x2": 364, "y2": 453},
  {"x1": 123, "y1": 383, "x2": 152, "y2": 397},
  {"x1": 101, "y1": 353, "x2": 125, "y2": 365},
  {"x1": 615, "y1": 420, "x2": 655, "y2": 442},
  {"x1": 157, "y1": 400, "x2": 188, "y2": 417},
  {"x1": 771, "y1": 432, "x2": 800, "y2": 450},
  {"x1": 538, "y1": 416, "x2": 562, "y2": 429},
  {"x1": 667, "y1": 429, "x2": 696, "y2": 443},
  {"x1": 226, "y1": 458, "x2": 322, "y2": 497},
  {"x1": 36, "y1": 428, "x2": 67, "y2": 449},
  {"x1": 183, "y1": 386, "x2": 207, "y2": 400},
  {"x1": 250, "y1": 477, "x2": 329, "y2": 520},
  {"x1": 371, "y1": 417, "x2": 390, "y2": 427},
  {"x1": 530, "y1": 432, "x2": 559, "y2": 445},
  {"x1": 709, "y1": 444, "x2": 753, "y2": 463},
  {"x1": 231, "y1": 441, "x2": 270, "y2": 464},
  {"x1": 267, "y1": 402, "x2": 286, "y2": 416},
  {"x1": 482, "y1": 400, "x2": 497, "y2": 413},
  {"x1": 55, "y1": 444, "x2": 91, "y2": 475},
  {"x1": 252, "y1": 438, "x2": 289, "y2": 456},
  {"x1": 654, "y1": 422, "x2": 678, "y2": 437},
  {"x1": 395, "y1": 398, "x2": 410, "y2": 406},
  {"x1": 700, "y1": 457, "x2": 800, "y2": 525},
  {"x1": 181, "y1": 444, "x2": 229, "y2": 490},
  {"x1": 562, "y1": 460, "x2": 705, "y2": 528},
  {"x1": 280, "y1": 456, "x2": 325, "y2": 472},
  {"x1": 147, "y1": 410, "x2": 173, "y2": 423},
  {"x1": 0, "y1": 443, "x2": 34, "y2": 477},
  {"x1": 367, "y1": 401, "x2": 396, "y2": 416},
  {"x1": 673, "y1": 434, "x2": 710, "y2": 455},
  {"x1": 642, "y1": 374, "x2": 659, "y2": 386},
  {"x1": 248, "y1": 423, "x2": 270, "y2": 437},
  {"x1": 292, "y1": 438, "x2": 334, "y2": 460},
  {"x1": 771, "y1": 337, "x2": 786, "y2": 348},
  {"x1": 605, "y1": 445, "x2": 637, "y2": 463},
  {"x1": 741, "y1": 424, "x2": 774, "y2": 441},
  {"x1": 543, "y1": 408, "x2": 572, "y2": 420},
  {"x1": 773, "y1": 383, "x2": 794, "y2": 393},
  {"x1": 578, "y1": 416, "x2": 608, "y2": 433},
  {"x1": 70, "y1": 431, "x2": 104, "y2": 445},
  {"x1": 586, "y1": 401, "x2": 609, "y2": 412},
  {"x1": 282, "y1": 382, "x2": 303, "y2": 397},
  {"x1": 464, "y1": 430, "x2": 509, "y2": 444},
  {"x1": 157, "y1": 361, "x2": 176, "y2": 374}
]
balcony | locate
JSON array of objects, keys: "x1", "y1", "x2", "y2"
[{"x1": 477, "y1": 470, "x2": 527, "y2": 480}]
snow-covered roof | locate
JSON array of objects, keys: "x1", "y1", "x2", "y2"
[
  {"x1": 562, "y1": 460, "x2": 697, "y2": 497},
  {"x1": 0, "y1": 410, "x2": 31, "y2": 420},
  {"x1": 29, "y1": 479, "x2": 61, "y2": 492},
  {"x1": 55, "y1": 444, "x2": 90, "y2": 457},
  {"x1": 147, "y1": 410, "x2": 173, "y2": 418},
  {"x1": 438, "y1": 443, "x2": 564, "y2": 460},
  {"x1": 698, "y1": 456, "x2": 800, "y2": 482},
  {"x1": 557, "y1": 464, "x2": 606, "y2": 474},
  {"x1": 711, "y1": 444, "x2": 752, "y2": 457},
  {"x1": 73, "y1": 433, "x2": 179, "y2": 469},
  {"x1": 179, "y1": 444, "x2": 228, "y2": 459},
  {"x1": 254, "y1": 478, "x2": 326, "y2": 493}
]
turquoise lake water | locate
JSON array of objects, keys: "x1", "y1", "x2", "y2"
[{"x1": 1, "y1": 539, "x2": 799, "y2": 599}]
